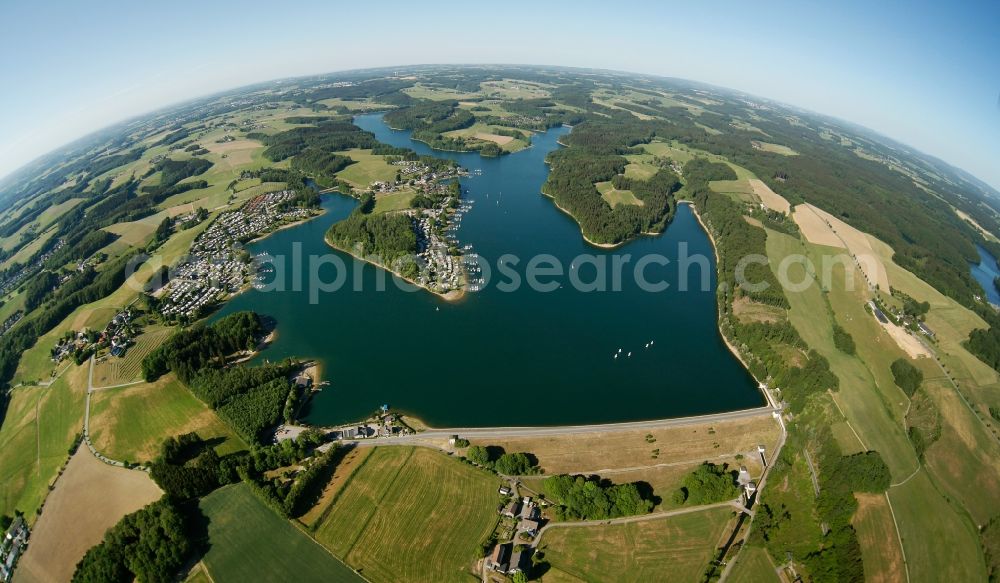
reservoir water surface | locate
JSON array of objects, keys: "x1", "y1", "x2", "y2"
[{"x1": 212, "y1": 113, "x2": 762, "y2": 426}]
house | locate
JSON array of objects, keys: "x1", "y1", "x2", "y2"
[
  {"x1": 509, "y1": 549, "x2": 530, "y2": 574},
  {"x1": 486, "y1": 543, "x2": 512, "y2": 573},
  {"x1": 502, "y1": 500, "x2": 522, "y2": 518},
  {"x1": 519, "y1": 501, "x2": 539, "y2": 521},
  {"x1": 498, "y1": 486, "x2": 512, "y2": 496},
  {"x1": 738, "y1": 465, "x2": 751, "y2": 485},
  {"x1": 0, "y1": 517, "x2": 28, "y2": 583},
  {"x1": 519, "y1": 518, "x2": 542, "y2": 537}
]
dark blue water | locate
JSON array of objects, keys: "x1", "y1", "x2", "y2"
[
  {"x1": 971, "y1": 244, "x2": 1000, "y2": 306},
  {"x1": 212, "y1": 113, "x2": 762, "y2": 427}
]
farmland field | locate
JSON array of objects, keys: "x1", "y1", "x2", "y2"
[
  {"x1": 728, "y1": 546, "x2": 781, "y2": 583},
  {"x1": 312, "y1": 446, "x2": 500, "y2": 583},
  {"x1": 852, "y1": 493, "x2": 905, "y2": 583},
  {"x1": 596, "y1": 181, "x2": 643, "y2": 207},
  {"x1": 199, "y1": 483, "x2": 363, "y2": 583},
  {"x1": 15, "y1": 447, "x2": 161, "y2": 583},
  {"x1": 336, "y1": 149, "x2": 398, "y2": 188},
  {"x1": 88, "y1": 374, "x2": 245, "y2": 463},
  {"x1": 91, "y1": 325, "x2": 173, "y2": 387},
  {"x1": 751, "y1": 140, "x2": 799, "y2": 156},
  {"x1": 0, "y1": 365, "x2": 86, "y2": 522},
  {"x1": 539, "y1": 506, "x2": 734, "y2": 582},
  {"x1": 373, "y1": 190, "x2": 416, "y2": 213}
]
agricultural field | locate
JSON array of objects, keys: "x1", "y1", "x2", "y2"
[
  {"x1": 199, "y1": 483, "x2": 364, "y2": 583},
  {"x1": 749, "y1": 179, "x2": 791, "y2": 214},
  {"x1": 336, "y1": 149, "x2": 399, "y2": 188},
  {"x1": 91, "y1": 325, "x2": 173, "y2": 387},
  {"x1": 402, "y1": 83, "x2": 482, "y2": 101},
  {"x1": 538, "y1": 506, "x2": 735, "y2": 583},
  {"x1": 0, "y1": 365, "x2": 86, "y2": 522},
  {"x1": 596, "y1": 181, "x2": 643, "y2": 208},
  {"x1": 440, "y1": 122, "x2": 531, "y2": 153},
  {"x1": 751, "y1": 140, "x2": 799, "y2": 156},
  {"x1": 1, "y1": 227, "x2": 57, "y2": 270},
  {"x1": 727, "y1": 546, "x2": 781, "y2": 583},
  {"x1": 298, "y1": 446, "x2": 373, "y2": 527},
  {"x1": 15, "y1": 448, "x2": 162, "y2": 583},
  {"x1": 88, "y1": 374, "x2": 245, "y2": 463},
  {"x1": 312, "y1": 446, "x2": 500, "y2": 583},
  {"x1": 373, "y1": 190, "x2": 416, "y2": 213},
  {"x1": 888, "y1": 471, "x2": 986, "y2": 582},
  {"x1": 480, "y1": 79, "x2": 553, "y2": 99},
  {"x1": 852, "y1": 493, "x2": 905, "y2": 583}
]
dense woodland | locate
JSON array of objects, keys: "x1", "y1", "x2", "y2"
[
  {"x1": 543, "y1": 117, "x2": 681, "y2": 244},
  {"x1": 142, "y1": 312, "x2": 298, "y2": 444},
  {"x1": 325, "y1": 194, "x2": 419, "y2": 278},
  {"x1": 72, "y1": 499, "x2": 191, "y2": 583}
]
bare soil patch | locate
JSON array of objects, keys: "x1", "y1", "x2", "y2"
[
  {"x1": 793, "y1": 203, "x2": 890, "y2": 290},
  {"x1": 15, "y1": 448, "x2": 161, "y2": 583},
  {"x1": 473, "y1": 132, "x2": 515, "y2": 145},
  {"x1": 749, "y1": 179, "x2": 790, "y2": 215}
]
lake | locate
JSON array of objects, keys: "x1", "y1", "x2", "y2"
[
  {"x1": 212, "y1": 113, "x2": 763, "y2": 427},
  {"x1": 971, "y1": 244, "x2": 1000, "y2": 307}
]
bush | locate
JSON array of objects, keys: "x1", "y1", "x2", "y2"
[
  {"x1": 890, "y1": 358, "x2": 923, "y2": 397},
  {"x1": 677, "y1": 462, "x2": 739, "y2": 505},
  {"x1": 832, "y1": 323, "x2": 856, "y2": 355}
]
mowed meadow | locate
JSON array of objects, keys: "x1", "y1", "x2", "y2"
[
  {"x1": 198, "y1": 483, "x2": 363, "y2": 583},
  {"x1": 310, "y1": 446, "x2": 501, "y2": 583},
  {"x1": 538, "y1": 506, "x2": 735, "y2": 582}
]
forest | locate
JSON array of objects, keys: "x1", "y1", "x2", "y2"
[
  {"x1": 72, "y1": 499, "x2": 191, "y2": 583},
  {"x1": 249, "y1": 119, "x2": 377, "y2": 163},
  {"x1": 141, "y1": 311, "x2": 298, "y2": 443},
  {"x1": 142, "y1": 311, "x2": 263, "y2": 383},
  {"x1": 325, "y1": 193, "x2": 419, "y2": 278},
  {"x1": 542, "y1": 116, "x2": 680, "y2": 245}
]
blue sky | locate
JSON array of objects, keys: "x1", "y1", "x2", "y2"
[{"x1": 1, "y1": 0, "x2": 998, "y2": 189}]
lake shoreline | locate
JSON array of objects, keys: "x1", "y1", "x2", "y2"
[
  {"x1": 322, "y1": 235, "x2": 466, "y2": 303},
  {"x1": 682, "y1": 200, "x2": 764, "y2": 392}
]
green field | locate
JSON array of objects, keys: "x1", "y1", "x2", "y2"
[
  {"x1": 752, "y1": 141, "x2": 799, "y2": 156},
  {"x1": 539, "y1": 507, "x2": 734, "y2": 583},
  {"x1": 596, "y1": 181, "x2": 643, "y2": 207},
  {"x1": 312, "y1": 446, "x2": 500, "y2": 583},
  {"x1": 0, "y1": 369, "x2": 85, "y2": 523},
  {"x1": 336, "y1": 149, "x2": 399, "y2": 188},
  {"x1": 765, "y1": 229, "x2": 918, "y2": 479},
  {"x1": 1, "y1": 227, "x2": 57, "y2": 269},
  {"x1": 88, "y1": 374, "x2": 245, "y2": 463},
  {"x1": 728, "y1": 546, "x2": 781, "y2": 583},
  {"x1": 403, "y1": 83, "x2": 482, "y2": 101},
  {"x1": 440, "y1": 122, "x2": 531, "y2": 153},
  {"x1": 889, "y1": 471, "x2": 986, "y2": 581},
  {"x1": 373, "y1": 190, "x2": 416, "y2": 213},
  {"x1": 199, "y1": 483, "x2": 363, "y2": 583}
]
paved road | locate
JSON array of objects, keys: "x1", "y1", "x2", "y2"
[{"x1": 354, "y1": 406, "x2": 777, "y2": 445}]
